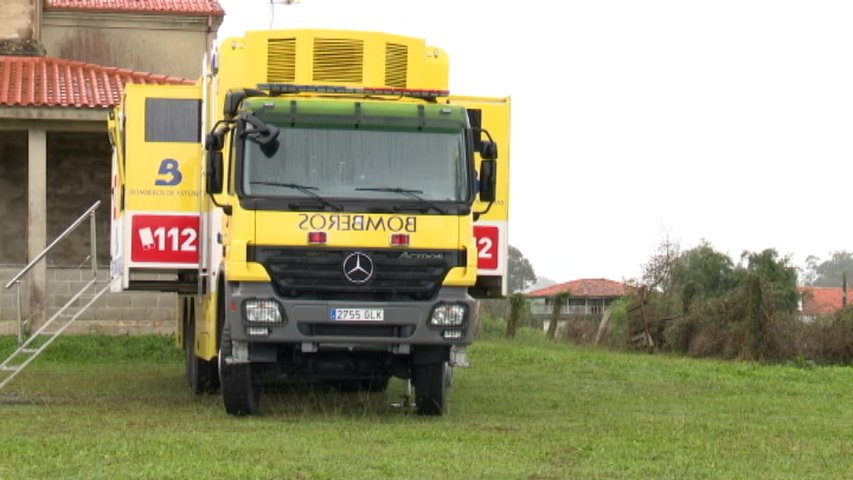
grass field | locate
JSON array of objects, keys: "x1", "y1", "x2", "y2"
[{"x1": 0, "y1": 330, "x2": 851, "y2": 479}]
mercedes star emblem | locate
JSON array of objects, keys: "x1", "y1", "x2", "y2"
[{"x1": 342, "y1": 252, "x2": 374, "y2": 284}]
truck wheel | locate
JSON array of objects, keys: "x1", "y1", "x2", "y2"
[
  {"x1": 186, "y1": 316, "x2": 219, "y2": 394},
  {"x1": 219, "y1": 321, "x2": 261, "y2": 415},
  {"x1": 414, "y1": 361, "x2": 448, "y2": 416}
]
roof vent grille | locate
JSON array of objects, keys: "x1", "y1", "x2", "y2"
[
  {"x1": 384, "y1": 43, "x2": 408, "y2": 88},
  {"x1": 313, "y1": 38, "x2": 363, "y2": 84},
  {"x1": 267, "y1": 38, "x2": 296, "y2": 83}
]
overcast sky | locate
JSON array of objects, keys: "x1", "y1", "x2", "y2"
[{"x1": 217, "y1": 0, "x2": 853, "y2": 284}]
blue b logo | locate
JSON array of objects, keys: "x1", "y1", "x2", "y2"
[{"x1": 155, "y1": 159, "x2": 182, "y2": 186}]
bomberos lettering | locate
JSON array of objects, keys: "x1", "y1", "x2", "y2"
[{"x1": 297, "y1": 214, "x2": 417, "y2": 232}]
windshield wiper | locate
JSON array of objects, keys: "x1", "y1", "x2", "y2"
[
  {"x1": 355, "y1": 187, "x2": 447, "y2": 214},
  {"x1": 251, "y1": 181, "x2": 342, "y2": 211}
]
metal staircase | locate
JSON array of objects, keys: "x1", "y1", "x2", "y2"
[{"x1": 0, "y1": 201, "x2": 110, "y2": 392}]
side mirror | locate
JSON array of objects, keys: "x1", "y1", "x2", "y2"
[
  {"x1": 479, "y1": 159, "x2": 497, "y2": 203},
  {"x1": 244, "y1": 114, "x2": 280, "y2": 146},
  {"x1": 205, "y1": 131, "x2": 224, "y2": 152},
  {"x1": 257, "y1": 124, "x2": 280, "y2": 146},
  {"x1": 480, "y1": 141, "x2": 498, "y2": 160},
  {"x1": 206, "y1": 150, "x2": 223, "y2": 194}
]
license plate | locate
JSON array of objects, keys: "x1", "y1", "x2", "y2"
[{"x1": 330, "y1": 308, "x2": 384, "y2": 322}]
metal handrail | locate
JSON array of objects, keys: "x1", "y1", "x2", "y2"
[
  {"x1": 4, "y1": 200, "x2": 101, "y2": 289},
  {"x1": 3, "y1": 200, "x2": 101, "y2": 344}
]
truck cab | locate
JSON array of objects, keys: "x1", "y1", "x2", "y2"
[{"x1": 110, "y1": 29, "x2": 510, "y2": 415}]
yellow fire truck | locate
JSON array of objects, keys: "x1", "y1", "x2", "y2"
[{"x1": 109, "y1": 29, "x2": 509, "y2": 415}]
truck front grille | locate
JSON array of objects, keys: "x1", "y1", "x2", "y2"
[
  {"x1": 298, "y1": 323, "x2": 414, "y2": 338},
  {"x1": 248, "y1": 247, "x2": 466, "y2": 301}
]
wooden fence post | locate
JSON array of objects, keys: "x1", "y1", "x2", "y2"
[
  {"x1": 547, "y1": 292, "x2": 569, "y2": 340},
  {"x1": 506, "y1": 294, "x2": 525, "y2": 338}
]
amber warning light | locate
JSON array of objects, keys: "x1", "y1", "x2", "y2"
[{"x1": 258, "y1": 83, "x2": 450, "y2": 100}]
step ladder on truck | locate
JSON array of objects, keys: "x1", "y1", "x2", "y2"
[{"x1": 1, "y1": 201, "x2": 113, "y2": 392}]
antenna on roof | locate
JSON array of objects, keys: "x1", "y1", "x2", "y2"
[{"x1": 269, "y1": 0, "x2": 302, "y2": 29}]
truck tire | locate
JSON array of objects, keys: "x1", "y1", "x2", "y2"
[
  {"x1": 414, "y1": 361, "x2": 448, "y2": 416},
  {"x1": 185, "y1": 312, "x2": 219, "y2": 394},
  {"x1": 219, "y1": 321, "x2": 261, "y2": 415}
]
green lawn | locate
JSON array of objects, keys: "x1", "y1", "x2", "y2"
[{"x1": 0, "y1": 332, "x2": 851, "y2": 479}]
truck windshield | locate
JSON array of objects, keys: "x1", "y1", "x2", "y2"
[{"x1": 241, "y1": 126, "x2": 469, "y2": 203}]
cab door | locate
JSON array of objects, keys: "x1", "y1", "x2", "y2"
[{"x1": 449, "y1": 96, "x2": 511, "y2": 298}]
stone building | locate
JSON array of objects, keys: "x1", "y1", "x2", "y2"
[
  {"x1": 41, "y1": 0, "x2": 224, "y2": 79},
  {"x1": 0, "y1": 0, "x2": 224, "y2": 333}
]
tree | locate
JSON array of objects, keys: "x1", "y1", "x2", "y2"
[
  {"x1": 508, "y1": 245, "x2": 537, "y2": 293},
  {"x1": 800, "y1": 255, "x2": 820, "y2": 286},
  {"x1": 530, "y1": 276, "x2": 557, "y2": 291},
  {"x1": 738, "y1": 248, "x2": 799, "y2": 313},
  {"x1": 802, "y1": 251, "x2": 853, "y2": 287},
  {"x1": 640, "y1": 235, "x2": 680, "y2": 292},
  {"x1": 635, "y1": 239, "x2": 809, "y2": 359},
  {"x1": 670, "y1": 242, "x2": 735, "y2": 312}
]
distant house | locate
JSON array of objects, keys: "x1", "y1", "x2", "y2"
[
  {"x1": 526, "y1": 278, "x2": 635, "y2": 330},
  {"x1": 798, "y1": 286, "x2": 849, "y2": 321}
]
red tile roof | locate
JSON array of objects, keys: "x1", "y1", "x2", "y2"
[
  {"x1": 799, "y1": 287, "x2": 849, "y2": 316},
  {"x1": 527, "y1": 278, "x2": 636, "y2": 298},
  {"x1": 44, "y1": 0, "x2": 225, "y2": 16},
  {"x1": 0, "y1": 56, "x2": 193, "y2": 109}
]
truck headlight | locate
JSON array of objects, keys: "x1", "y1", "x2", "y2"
[
  {"x1": 429, "y1": 303, "x2": 467, "y2": 327},
  {"x1": 244, "y1": 299, "x2": 284, "y2": 324}
]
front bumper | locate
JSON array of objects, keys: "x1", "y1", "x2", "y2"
[{"x1": 225, "y1": 282, "x2": 476, "y2": 347}]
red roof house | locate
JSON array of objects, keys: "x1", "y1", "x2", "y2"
[
  {"x1": 527, "y1": 278, "x2": 636, "y2": 299},
  {"x1": 45, "y1": 0, "x2": 224, "y2": 16},
  {"x1": 799, "y1": 286, "x2": 849, "y2": 317},
  {"x1": 527, "y1": 279, "x2": 636, "y2": 320},
  {"x1": 0, "y1": 55, "x2": 192, "y2": 109}
]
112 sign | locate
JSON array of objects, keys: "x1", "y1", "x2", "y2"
[
  {"x1": 474, "y1": 225, "x2": 500, "y2": 271},
  {"x1": 130, "y1": 214, "x2": 199, "y2": 265}
]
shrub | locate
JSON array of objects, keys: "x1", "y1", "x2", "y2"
[
  {"x1": 798, "y1": 307, "x2": 853, "y2": 364},
  {"x1": 556, "y1": 315, "x2": 599, "y2": 344},
  {"x1": 602, "y1": 296, "x2": 632, "y2": 347}
]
